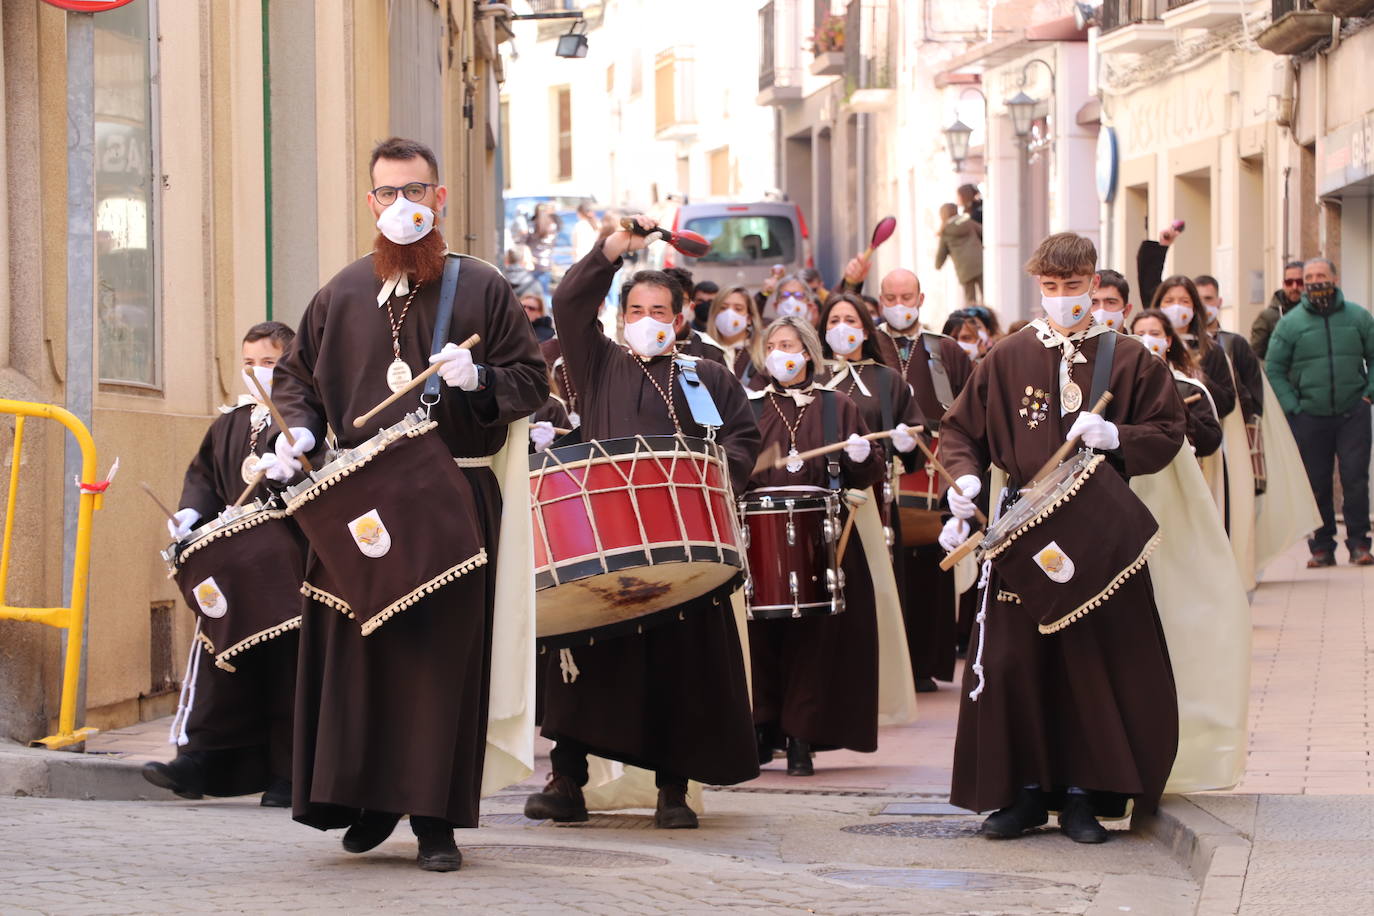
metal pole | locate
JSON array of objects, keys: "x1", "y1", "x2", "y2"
[{"x1": 63, "y1": 11, "x2": 96, "y2": 746}]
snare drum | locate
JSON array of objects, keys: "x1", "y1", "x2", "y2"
[
  {"x1": 896, "y1": 431, "x2": 944, "y2": 547},
  {"x1": 162, "y1": 498, "x2": 306, "y2": 671},
  {"x1": 739, "y1": 486, "x2": 846, "y2": 620},
  {"x1": 529, "y1": 434, "x2": 744, "y2": 641},
  {"x1": 284, "y1": 410, "x2": 486, "y2": 636}
]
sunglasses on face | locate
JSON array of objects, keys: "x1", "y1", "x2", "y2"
[
  {"x1": 780, "y1": 291, "x2": 805, "y2": 299},
  {"x1": 1284, "y1": 279, "x2": 1305, "y2": 287}
]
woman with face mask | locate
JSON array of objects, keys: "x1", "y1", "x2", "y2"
[
  {"x1": 1129, "y1": 310, "x2": 1222, "y2": 459},
  {"x1": 745, "y1": 316, "x2": 894, "y2": 777},
  {"x1": 1149, "y1": 276, "x2": 1237, "y2": 422},
  {"x1": 705, "y1": 286, "x2": 765, "y2": 383},
  {"x1": 942, "y1": 312, "x2": 986, "y2": 364},
  {"x1": 765, "y1": 275, "x2": 820, "y2": 326}
]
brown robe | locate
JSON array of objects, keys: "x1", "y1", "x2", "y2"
[
  {"x1": 273, "y1": 251, "x2": 547, "y2": 829},
  {"x1": 940, "y1": 324, "x2": 1184, "y2": 816},
  {"x1": 541, "y1": 337, "x2": 579, "y2": 422},
  {"x1": 875, "y1": 327, "x2": 974, "y2": 683},
  {"x1": 676, "y1": 326, "x2": 729, "y2": 368},
  {"x1": 541, "y1": 241, "x2": 761, "y2": 786},
  {"x1": 746, "y1": 382, "x2": 886, "y2": 751},
  {"x1": 1178, "y1": 378, "x2": 1222, "y2": 458},
  {"x1": 176, "y1": 403, "x2": 296, "y2": 794}
]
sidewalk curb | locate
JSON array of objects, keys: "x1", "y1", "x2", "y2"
[
  {"x1": 0, "y1": 744, "x2": 174, "y2": 802},
  {"x1": 1135, "y1": 795, "x2": 1251, "y2": 916}
]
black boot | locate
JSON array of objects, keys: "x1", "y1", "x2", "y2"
[
  {"x1": 915, "y1": 677, "x2": 939, "y2": 693},
  {"x1": 141, "y1": 752, "x2": 207, "y2": 800},
  {"x1": 260, "y1": 779, "x2": 292, "y2": 808},
  {"x1": 412, "y1": 815, "x2": 463, "y2": 871},
  {"x1": 980, "y1": 787, "x2": 1048, "y2": 839},
  {"x1": 786, "y1": 737, "x2": 813, "y2": 777},
  {"x1": 523, "y1": 772, "x2": 589, "y2": 823},
  {"x1": 342, "y1": 809, "x2": 402, "y2": 853},
  {"x1": 756, "y1": 728, "x2": 773, "y2": 765},
  {"x1": 1058, "y1": 794, "x2": 1110, "y2": 844},
  {"x1": 654, "y1": 782, "x2": 698, "y2": 829}
]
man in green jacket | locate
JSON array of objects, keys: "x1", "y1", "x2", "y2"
[
  {"x1": 1265, "y1": 258, "x2": 1374, "y2": 567},
  {"x1": 1250, "y1": 261, "x2": 1306, "y2": 359}
]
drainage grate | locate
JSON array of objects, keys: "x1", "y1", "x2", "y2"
[
  {"x1": 479, "y1": 813, "x2": 545, "y2": 826},
  {"x1": 815, "y1": 867, "x2": 1065, "y2": 891},
  {"x1": 461, "y1": 845, "x2": 668, "y2": 868},
  {"x1": 878, "y1": 801, "x2": 968, "y2": 816},
  {"x1": 842, "y1": 820, "x2": 983, "y2": 839}
]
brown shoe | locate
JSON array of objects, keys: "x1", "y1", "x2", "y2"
[
  {"x1": 1352, "y1": 547, "x2": 1374, "y2": 566},
  {"x1": 523, "y1": 772, "x2": 588, "y2": 823},
  {"x1": 655, "y1": 782, "x2": 698, "y2": 829},
  {"x1": 1307, "y1": 550, "x2": 1337, "y2": 568}
]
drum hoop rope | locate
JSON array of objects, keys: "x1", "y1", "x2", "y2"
[
  {"x1": 983, "y1": 453, "x2": 1105, "y2": 561},
  {"x1": 1036, "y1": 530, "x2": 1161, "y2": 635},
  {"x1": 282, "y1": 419, "x2": 438, "y2": 516},
  {"x1": 175, "y1": 509, "x2": 289, "y2": 565}
]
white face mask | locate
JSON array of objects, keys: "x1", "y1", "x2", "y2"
[
  {"x1": 825, "y1": 323, "x2": 864, "y2": 356},
  {"x1": 777, "y1": 297, "x2": 809, "y2": 320},
  {"x1": 882, "y1": 304, "x2": 919, "y2": 331},
  {"x1": 957, "y1": 340, "x2": 979, "y2": 359},
  {"x1": 1161, "y1": 303, "x2": 1194, "y2": 330},
  {"x1": 766, "y1": 347, "x2": 807, "y2": 384},
  {"x1": 376, "y1": 197, "x2": 435, "y2": 246},
  {"x1": 624, "y1": 315, "x2": 676, "y2": 358},
  {"x1": 714, "y1": 309, "x2": 748, "y2": 338},
  {"x1": 243, "y1": 365, "x2": 274, "y2": 401},
  {"x1": 977, "y1": 328, "x2": 990, "y2": 344},
  {"x1": 1092, "y1": 307, "x2": 1123, "y2": 330},
  {"x1": 1136, "y1": 334, "x2": 1168, "y2": 360},
  {"x1": 1040, "y1": 292, "x2": 1092, "y2": 328},
  {"x1": 1203, "y1": 303, "x2": 1220, "y2": 324}
]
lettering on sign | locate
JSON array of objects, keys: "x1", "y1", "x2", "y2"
[{"x1": 1126, "y1": 88, "x2": 1219, "y2": 154}]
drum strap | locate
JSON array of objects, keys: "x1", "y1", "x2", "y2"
[
  {"x1": 1087, "y1": 329, "x2": 1115, "y2": 410},
  {"x1": 423, "y1": 255, "x2": 463, "y2": 401},
  {"x1": 820, "y1": 389, "x2": 841, "y2": 490},
  {"x1": 674, "y1": 357, "x2": 724, "y2": 429},
  {"x1": 921, "y1": 333, "x2": 956, "y2": 410}
]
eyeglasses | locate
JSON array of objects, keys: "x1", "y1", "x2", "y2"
[
  {"x1": 1283, "y1": 278, "x2": 1304, "y2": 287},
  {"x1": 371, "y1": 182, "x2": 437, "y2": 205},
  {"x1": 780, "y1": 290, "x2": 806, "y2": 299}
]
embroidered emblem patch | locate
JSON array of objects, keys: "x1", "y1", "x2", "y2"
[
  {"x1": 194, "y1": 577, "x2": 227, "y2": 618},
  {"x1": 1033, "y1": 541, "x2": 1075, "y2": 583},
  {"x1": 349, "y1": 509, "x2": 393, "y2": 558},
  {"x1": 1020, "y1": 386, "x2": 1051, "y2": 430},
  {"x1": 411, "y1": 211, "x2": 426, "y2": 232}
]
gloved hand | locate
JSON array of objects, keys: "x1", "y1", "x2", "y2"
[
  {"x1": 843, "y1": 433, "x2": 872, "y2": 463},
  {"x1": 167, "y1": 508, "x2": 201, "y2": 541},
  {"x1": 273, "y1": 427, "x2": 317, "y2": 479},
  {"x1": 947, "y1": 474, "x2": 981, "y2": 520},
  {"x1": 938, "y1": 516, "x2": 970, "y2": 552},
  {"x1": 1067, "y1": 411, "x2": 1120, "y2": 451},
  {"x1": 530, "y1": 421, "x2": 556, "y2": 452},
  {"x1": 428, "y1": 343, "x2": 479, "y2": 390},
  {"x1": 890, "y1": 423, "x2": 919, "y2": 453}
]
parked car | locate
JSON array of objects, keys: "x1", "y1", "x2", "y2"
[{"x1": 645, "y1": 201, "x2": 812, "y2": 292}]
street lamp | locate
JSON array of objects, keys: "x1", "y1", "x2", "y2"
[
  {"x1": 943, "y1": 119, "x2": 973, "y2": 168},
  {"x1": 555, "y1": 19, "x2": 589, "y2": 58},
  {"x1": 1003, "y1": 58, "x2": 1056, "y2": 140}
]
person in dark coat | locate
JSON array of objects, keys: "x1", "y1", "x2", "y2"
[{"x1": 1250, "y1": 261, "x2": 1306, "y2": 359}]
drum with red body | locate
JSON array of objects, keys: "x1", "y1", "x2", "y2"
[
  {"x1": 738, "y1": 486, "x2": 845, "y2": 620},
  {"x1": 529, "y1": 434, "x2": 744, "y2": 640},
  {"x1": 896, "y1": 430, "x2": 945, "y2": 546}
]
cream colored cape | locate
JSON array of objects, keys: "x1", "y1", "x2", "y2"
[
  {"x1": 1219, "y1": 364, "x2": 1258, "y2": 591},
  {"x1": 1131, "y1": 444, "x2": 1251, "y2": 793},
  {"x1": 1177, "y1": 370, "x2": 1227, "y2": 512},
  {"x1": 1253, "y1": 375, "x2": 1321, "y2": 573},
  {"x1": 479, "y1": 417, "x2": 537, "y2": 796},
  {"x1": 852, "y1": 492, "x2": 919, "y2": 726}
]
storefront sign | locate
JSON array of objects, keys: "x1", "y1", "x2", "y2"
[{"x1": 1320, "y1": 112, "x2": 1374, "y2": 197}]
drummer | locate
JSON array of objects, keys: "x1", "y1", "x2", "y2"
[
  {"x1": 939, "y1": 231, "x2": 1184, "y2": 843},
  {"x1": 746, "y1": 316, "x2": 891, "y2": 775},
  {"x1": 525, "y1": 216, "x2": 761, "y2": 829},
  {"x1": 143, "y1": 321, "x2": 299, "y2": 808}
]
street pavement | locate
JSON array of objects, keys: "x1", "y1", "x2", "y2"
[{"x1": 4, "y1": 536, "x2": 1374, "y2": 913}]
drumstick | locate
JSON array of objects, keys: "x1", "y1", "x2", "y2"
[
  {"x1": 139, "y1": 482, "x2": 178, "y2": 522},
  {"x1": 553, "y1": 427, "x2": 572, "y2": 436},
  {"x1": 910, "y1": 435, "x2": 987, "y2": 527},
  {"x1": 245, "y1": 369, "x2": 314, "y2": 474},
  {"x1": 230, "y1": 470, "x2": 266, "y2": 509},
  {"x1": 770, "y1": 427, "x2": 921, "y2": 470},
  {"x1": 1026, "y1": 391, "x2": 1114, "y2": 488},
  {"x1": 834, "y1": 489, "x2": 870, "y2": 566},
  {"x1": 351, "y1": 333, "x2": 481, "y2": 429},
  {"x1": 1183, "y1": 393, "x2": 1202, "y2": 405}
]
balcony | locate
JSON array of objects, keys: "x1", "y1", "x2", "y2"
[
  {"x1": 758, "y1": 0, "x2": 804, "y2": 106},
  {"x1": 1097, "y1": 0, "x2": 1173, "y2": 54},
  {"x1": 808, "y1": 11, "x2": 846, "y2": 76},
  {"x1": 843, "y1": 0, "x2": 894, "y2": 113},
  {"x1": 1256, "y1": 0, "x2": 1333, "y2": 55},
  {"x1": 1312, "y1": 0, "x2": 1374, "y2": 15},
  {"x1": 1160, "y1": 0, "x2": 1253, "y2": 29}
]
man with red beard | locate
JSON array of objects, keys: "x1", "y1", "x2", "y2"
[{"x1": 269, "y1": 137, "x2": 548, "y2": 871}]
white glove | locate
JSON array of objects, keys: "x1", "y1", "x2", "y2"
[
  {"x1": 428, "y1": 343, "x2": 479, "y2": 391},
  {"x1": 1067, "y1": 411, "x2": 1120, "y2": 451},
  {"x1": 938, "y1": 516, "x2": 970, "y2": 552},
  {"x1": 167, "y1": 508, "x2": 201, "y2": 541},
  {"x1": 890, "y1": 423, "x2": 919, "y2": 454},
  {"x1": 249, "y1": 452, "x2": 290, "y2": 484},
  {"x1": 947, "y1": 474, "x2": 981, "y2": 520},
  {"x1": 843, "y1": 433, "x2": 872, "y2": 463},
  {"x1": 530, "y1": 421, "x2": 556, "y2": 452},
  {"x1": 273, "y1": 427, "x2": 317, "y2": 478}
]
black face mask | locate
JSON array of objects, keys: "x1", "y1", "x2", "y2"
[{"x1": 1307, "y1": 281, "x2": 1338, "y2": 315}]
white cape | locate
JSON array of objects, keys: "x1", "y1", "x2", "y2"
[
  {"x1": 852, "y1": 492, "x2": 919, "y2": 726},
  {"x1": 1253, "y1": 375, "x2": 1321, "y2": 573},
  {"x1": 1132, "y1": 444, "x2": 1251, "y2": 793},
  {"x1": 1219, "y1": 404, "x2": 1257, "y2": 591}
]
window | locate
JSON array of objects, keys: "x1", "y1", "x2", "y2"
[
  {"x1": 630, "y1": 49, "x2": 643, "y2": 97},
  {"x1": 682, "y1": 215, "x2": 797, "y2": 264},
  {"x1": 606, "y1": 63, "x2": 615, "y2": 93},
  {"x1": 94, "y1": 0, "x2": 158, "y2": 387},
  {"x1": 655, "y1": 52, "x2": 676, "y2": 132},
  {"x1": 709, "y1": 147, "x2": 731, "y2": 197},
  {"x1": 553, "y1": 86, "x2": 572, "y2": 181},
  {"x1": 500, "y1": 99, "x2": 511, "y2": 190}
]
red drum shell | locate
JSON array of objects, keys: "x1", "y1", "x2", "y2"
[
  {"x1": 896, "y1": 431, "x2": 945, "y2": 546},
  {"x1": 740, "y1": 488, "x2": 845, "y2": 620}
]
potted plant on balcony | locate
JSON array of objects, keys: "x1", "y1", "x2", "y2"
[{"x1": 808, "y1": 14, "x2": 845, "y2": 76}]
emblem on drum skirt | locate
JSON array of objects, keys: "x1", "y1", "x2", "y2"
[
  {"x1": 348, "y1": 509, "x2": 393, "y2": 558},
  {"x1": 1033, "y1": 541, "x2": 1075, "y2": 583},
  {"x1": 194, "y1": 577, "x2": 228, "y2": 618}
]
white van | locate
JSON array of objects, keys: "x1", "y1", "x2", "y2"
[{"x1": 648, "y1": 201, "x2": 812, "y2": 291}]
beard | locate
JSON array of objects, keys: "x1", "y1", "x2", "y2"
[{"x1": 373, "y1": 229, "x2": 447, "y2": 288}]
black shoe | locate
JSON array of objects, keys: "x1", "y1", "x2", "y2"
[
  {"x1": 140, "y1": 756, "x2": 205, "y2": 800},
  {"x1": 1308, "y1": 550, "x2": 1337, "y2": 568},
  {"x1": 411, "y1": 816, "x2": 463, "y2": 871},
  {"x1": 915, "y1": 677, "x2": 939, "y2": 693},
  {"x1": 1352, "y1": 546, "x2": 1374, "y2": 566},
  {"x1": 786, "y1": 737, "x2": 814, "y2": 777},
  {"x1": 342, "y1": 810, "x2": 402, "y2": 853},
  {"x1": 980, "y1": 787, "x2": 1048, "y2": 839},
  {"x1": 260, "y1": 779, "x2": 292, "y2": 808},
  {"x1": 756, "y1": 728, "x2": 774, "y2": 765},
  {"x1": 654, "y1": 783, "x2": 698, "y2": 829},
  {"x1": 523, "y1": 772, "x2": 589, "y2": 823},
  {"x1": 1058, "y1": 795, "x2": 1110, "y2": 844}
]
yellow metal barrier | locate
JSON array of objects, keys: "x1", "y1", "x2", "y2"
[{"x1": 0, "y1": 399, "x2": 104, "y2": 749}]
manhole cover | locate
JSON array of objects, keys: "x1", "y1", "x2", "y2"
[
  {"x1": 462, "y1": 845, "x2": 668, "y2": 868},
  {"x1": 842, "y1": 820, "x2": 983, "y2": 838},
  {"x1": 816, "y1": 868, "x2": 1064, "y2": 891},
  {"x1": 878, "y1": 801, "x2": 968, "y2": 816},
  {"x1": 479, "y1": 813, "x2": 544, "y2": 826}
]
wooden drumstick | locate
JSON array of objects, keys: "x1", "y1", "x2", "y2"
[
  {"x1": 351, "y1": 333, "x2": 481, "y2": 429},
  {"x1": 1026, "y1": 390, "x2": 1114, "y2": 488},
  {"x1": 230, "y1": 470, "x2": 266, "y2": 509},
  {"x1": 1183, "y1": 392, "x2": 1202, "y2": 405},
  {"x1": 910, "y1": 435, "x2": 987, "y2": 527},
  {"x1": 139, "y1": 482, "x2": 178, "y2": 523},
  {"x1": 553, "y1": 427, "x2": 572, "y2": 436},
  {"x1": 245, "y1": 369, "x2": 314, "y2": 474},
  {"x1": 834, "y1": 489, "x2": 869, "y2": 567},
  {"x1": 769, "y1": 427, "x2": 921, "y2": 470}
]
